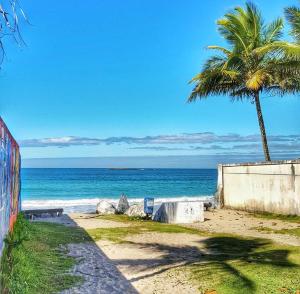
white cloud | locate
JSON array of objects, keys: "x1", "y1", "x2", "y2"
[{"x1": 19, "y1": 132, "x2": 300, "y2": 157}]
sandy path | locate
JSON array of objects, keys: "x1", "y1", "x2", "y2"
[
  {"x1": 185, "y1": 209, "x2": 300, "y2": 246},
  {"x1": 65, "y1": 214, "x2": 204, "y2": 293},
  {"x1": 33, "y1": 214, "x2": 137, "y2": 294},
  {"x1": 36, "y1": 209, "x2": 300, "y2": 293},
  {"x1": 66, "y1": 209, "x2": 300, "y2": 293},
  {"x1": 69, "y1": 213, "x2": 130, "y2": 229},
  {"x1": 96, "y1": 233, "x2": 204, "y2": 294},
  {"x1": 61, "y1": 242, "x2": 137, "y2": 294},
  {"x1": 67, "y1": 209, "x2": 300, "y2": 246}
]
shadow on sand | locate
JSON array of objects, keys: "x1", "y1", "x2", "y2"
[
  {"x1": 33, "y1": 214, "x2": 298, "y2": 293},
  {"x1": 113, "y1": 236, "x2": 296, "y2": 293},
  {"x1": 32, "y1": 214, "x2": 138, "y2": 294}
]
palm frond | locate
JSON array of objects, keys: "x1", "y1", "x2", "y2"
[
  {"x1": 285, "y1": 6, "x2": 300, "y2": 42},
  {"x1": 246, "y1": 69, "x2": 270, "y2": 91},
  {"x1": 254, "y1": 41, "x2": 300, "y2": 59},
  {"x1": 264, "y1": 18, "x2": 284, "y2": 42},
  {"x1": 217, "y1": 14, "x2": 249, "y2": 53},
  {"x1": 245, "y1": 1, "x2": 263, "y2": 43},
  {"x1": 207, "y1": 46, "x2": 232, "y2": 56}
]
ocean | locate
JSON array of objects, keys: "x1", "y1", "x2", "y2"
[{"x1": 21, "y1": 168, "x2": 218, "y2": 213}]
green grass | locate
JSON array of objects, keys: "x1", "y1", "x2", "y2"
[
  {"x1": 251, "y1": 211, "x2": 300, "y2": 223},
  {"x1": 252, "y1": 225, "x2": 300, "y2": 238},
  {"x1": 87, "y1": 214, "x2": 207, "y2": 243},
  {"x1": 276, "y1": 228, "x2": 300, "y2": 237},
  {"x1": 189, "y1": 235, "x2": 300, "y2": 294},
  {"x1": 251, "y1": 226, "x2": 275, "y2": 233},
  {"x1": 0, "y1": 215, "x2": 92, "y2": 294}
]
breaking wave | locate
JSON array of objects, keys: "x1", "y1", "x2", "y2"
[{"x1": 22, "y1": 195, "x2": 215, "y2": 213}]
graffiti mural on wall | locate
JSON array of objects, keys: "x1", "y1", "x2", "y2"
[{"x1": 0, "y1": 117, "x2": 21, "y2": 257}]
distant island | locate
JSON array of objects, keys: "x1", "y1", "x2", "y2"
[{"x1": 109, "y1": 168, "x2": 141, "y2": 170}]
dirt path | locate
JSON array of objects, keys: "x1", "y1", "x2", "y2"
[
  {"x1": 185, "y1": 209, "x2": 300, "y2": 247},
  {"x1": 95, "y1": 233, "x2": 203, "y2": 294},
  {"x1": 34, "y1": 215, "x2": 137, "y2": 294},
  {"x1": 61, "y1": 242, "x2": 137, "y2": 294},
  {"x1": 67, "y1": 209, "x2": 300, "y2": 293},
  {"x1": 67, "y1": 209, "x2": 300, "y2": 246},
  {"x1": 67, "y1": 214, "x2": 202, "y2": 292},
  {"x1": 37, "y1": 209, "x2": 300, "y2": 293}
]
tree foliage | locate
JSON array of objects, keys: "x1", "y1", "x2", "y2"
[
  {"x1": 0, "y1": 0, "x2": 27, "y2": 64},
  {"x1": 188, "y1": 2, "x2": 300, "y2": 102},
  {"x1": 285, "y1": 3, "x2": 300, "y2": 42}
]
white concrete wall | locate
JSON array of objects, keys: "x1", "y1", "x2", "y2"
[
  {"x1": 153, "y1": 201, "x2": 204, "y2": 223},
  {"x1": 217, "y1": 160, "x2": 300, "y2": 215}
]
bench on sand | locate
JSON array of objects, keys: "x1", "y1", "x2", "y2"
[{"x1": 23, "y1": 208, "x2": 63, "y2": 219}]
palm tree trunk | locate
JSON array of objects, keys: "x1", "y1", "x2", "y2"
[{"x1": 254, "y1": 92, "x2": 271, "y2": 161}]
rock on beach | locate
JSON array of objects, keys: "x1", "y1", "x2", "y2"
[
  {"x1": 96, "y1": 200, "x2": 117, "y2": 215},
  {"x1": 125, "y1": 203, "x2": 146, "y2": 217},
  {"x1": 117, "y1": 194, "x2": 130, "y2": 214}
]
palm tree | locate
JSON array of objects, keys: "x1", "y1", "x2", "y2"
[
  {"x1": 188, "y1": 2, "x2": 300, "y2": 161},
  {"x1": 285, "y1": 3, "x2": 300, "y2": 42}
]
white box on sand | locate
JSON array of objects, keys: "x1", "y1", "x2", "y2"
[{"x1": 153, "y1": 201, "x2": 204, "y2": 224}]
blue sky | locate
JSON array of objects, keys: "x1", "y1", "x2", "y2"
[{"x1": 1, "y1": 0, "x2": 299, "y2": 167}]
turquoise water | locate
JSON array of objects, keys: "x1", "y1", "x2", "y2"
[{"x1": 21, "y1": 168, "x2": 217, "y2": 212}]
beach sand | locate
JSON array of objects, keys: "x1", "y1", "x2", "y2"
[
  {"x1": 67, "y1": 209, "x2": 300, "y2": 246},
  {"x1": 38, "y1": 209, "x2": 300, "y2": 293}
]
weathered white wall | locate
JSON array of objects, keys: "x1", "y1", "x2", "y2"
[{"x1": 217, "y1": 160, "x2": 300, "y2": 215}]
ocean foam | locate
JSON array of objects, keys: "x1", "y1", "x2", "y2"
[{"x1": 22, "y1": 196, "x2": 215, "y2": 213}]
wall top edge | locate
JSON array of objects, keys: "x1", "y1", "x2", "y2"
[
  {"x1": 0, "y1": 116, "x2": 19, "y2": 148},
  {"x1": 219, "y1": 159, "x2": 300, "y2": 167}
]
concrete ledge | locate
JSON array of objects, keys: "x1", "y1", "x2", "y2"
[
  {"x1": 153, "y1": 201, "x2": 204, "y2": 224},
  {"x1": 220, "y1": 159, "x2": 300, "y2": 167},
  {"x1": 23, "y1": 208, "x2": 64, "y2": 219}
]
